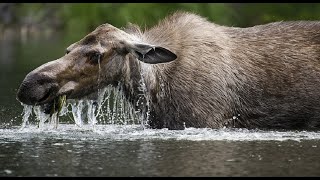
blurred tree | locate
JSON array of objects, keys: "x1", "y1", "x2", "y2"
[
  {"x1": 231, "y1": 3, "x2": 320, "y2": 27},
  {"x1": 1, "y1": 3, "x2": 320, "y2": 41},
  {"x1": 0, "y1": 3, "x2": 16, "y2": 25},
  {"x1": 57, "y1": 3, "x2": 236, "y2": 40}
]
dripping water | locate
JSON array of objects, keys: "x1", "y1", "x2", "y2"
[
  {"x1": 137, "y1": 62, "x2": 151, "y2": 129},
  {"x1": 33, "y1": 106, "x2": 49, "y2": 129},
  {"x1": 19, "y1": 58, "x2": 153, "y2": 130},
  {"x1": 19, "y1": 85, "x2": 148, "y2": 130},
  {"x1": 20, "y1": 104, "x2": 33, "y2": 129}
]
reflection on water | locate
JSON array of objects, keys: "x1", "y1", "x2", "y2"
[
  {"x1": 1, "y1": 32, "x2": 320, "y2": 177},
  {"x1": 3, "y1": 124, "x2": 320, "y2": 142},
  {"x1": 1, "y1": 125, "x2": 320, "y2": 176}
]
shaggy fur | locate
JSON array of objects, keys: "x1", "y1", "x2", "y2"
[
  {"x1": 123, "y1": 12, "x2": 320, "y2": 130},
  {"x1": 17, "y1": 11, "x2": 320, "y2": 130}
]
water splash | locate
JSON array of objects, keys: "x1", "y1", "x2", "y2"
[
  {"x1": 18, "y1": 58, "x2": 154, "y2": 131},
  {"x1": 71, "y1": 100, "x2": 84, "y2": 127},
  {"x1": 7, "y1": 124, "x2": 320, "y2": 141},
  {"x1": 19, "y1": 85, "x2": 147, "y2": 131},
  {"x1": 137, "y1": 62, "x2": 152, "y2": 129},
  {"x1": 20, "y1": 104, "x2": 33, "y2": 129},
  {"x1": 33, "y1": 106, "x2": 49, "y2": 128}
]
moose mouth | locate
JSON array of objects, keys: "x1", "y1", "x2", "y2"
[
  {"x1": 37, "y1": 90, "x2": 73, "y2": 115},
  {"x1": 41, "y1": 97, "x2": 61, "y2": 114},
  {"x1": 37, "y1": 88, "x2": 59, "y2": 105},
  {"x1": 36, "y1": 81, "x2": 80, "y2": 114},
  {"x1": 39, "y1": 87, "x2": 102, "y2": 115},
  {"x1": 17, "y1": 75, "x2": 104, "y2": 114}
]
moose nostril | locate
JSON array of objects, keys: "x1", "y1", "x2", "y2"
[
  {"x1": 17, "y1": 82, "x2": 40, "y2": 105},
  {"x1": 17, "y1": 83, "x2": 31, "y2": 104},
  {"x1": 17, "y1": 73, "x2": 58, "y2": 105}
]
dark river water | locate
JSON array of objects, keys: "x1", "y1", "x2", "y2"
[{"x1": 1, "y1": 32, "x2": 320, "y2": 177}]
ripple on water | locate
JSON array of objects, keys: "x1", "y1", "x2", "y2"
[{"x1": 1, "y1": 124, "x2": 320, "y2": 142}]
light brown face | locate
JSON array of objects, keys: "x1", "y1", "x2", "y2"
[{"x1": 16, "y1": 23, "x2": 177, "y2": 107}]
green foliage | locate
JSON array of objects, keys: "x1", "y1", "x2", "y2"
[
  {"x1": 55, "y1": 3, "x2": 236, "y2": 40},
  {"x1": 5, "y1": 3, "x2": 320, "y2": 41},
  {"x1": 232, "y1": 3, "x2": 320, "y2": 27}
]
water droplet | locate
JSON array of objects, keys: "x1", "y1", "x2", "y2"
[{"x1": 4, "y1": 169, "x2": 12, "y2": 174}]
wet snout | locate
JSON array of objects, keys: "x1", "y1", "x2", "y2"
[{"x1": 17, "y1": 67, "x2": 59, "y2": 105}]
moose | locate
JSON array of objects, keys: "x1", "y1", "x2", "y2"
[{"x1": 17, "y1": 11, "x2": 320, "y2": 130}]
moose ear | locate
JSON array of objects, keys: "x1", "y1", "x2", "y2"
[{"x1": 129, "y1": 43, "x2": 177, "y2": 64}]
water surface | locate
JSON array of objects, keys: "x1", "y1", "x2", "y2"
[
  {"x1": 1, "y1": 125, "x2": 320, "y2": 177},
  {"x1": 1, "y1": 33, "x2": 320, "y2": 177}
]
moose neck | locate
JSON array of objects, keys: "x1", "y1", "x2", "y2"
[
  {"x1": 117, "y1": 12, "x2": 228, "y2": 129},
  {"x1": 118, "y1": 54, "x2": 163, "y2": 112}
]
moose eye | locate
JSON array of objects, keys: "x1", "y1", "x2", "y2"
[{"x1": 88, "y1": 52, "x2": 102, "y2": 64}]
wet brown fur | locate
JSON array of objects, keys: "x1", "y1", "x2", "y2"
[
  {"x1": 17, "y1": 11, "x2": 320, "y2": 130},
  {"x1": 123, "y1": 12, "x2": 320, "y2": 130}
]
